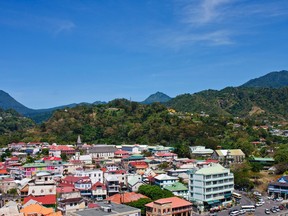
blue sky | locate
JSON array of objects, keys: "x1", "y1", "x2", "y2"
[{"x1": 1, "y1": 0, "x2": 288, "y2": 109}]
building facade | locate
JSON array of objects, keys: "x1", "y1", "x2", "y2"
[{"x1": 188, "y1": 163, "x2": 234, "y2": 211}]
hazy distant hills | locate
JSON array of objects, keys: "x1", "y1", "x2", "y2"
[
  {"x1": 1, "y1": 70, "x2": 288, "y2": 123},
  {"x1": 0, "y1": 90, "x2": 170, "y2": 123},
  {"x1": 241, "y1": 70, "x2": 288, "y2": 88},
  {"x1": 0, "y1": 90, "x2": 106, "y2": 123},
  {"x1": 142, "y1": 92, "x2": 172, "y2": 104}
]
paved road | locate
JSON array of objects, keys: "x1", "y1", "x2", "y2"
[{"x1": 192, "y1": 191, "x2": 288, "y2": 216}]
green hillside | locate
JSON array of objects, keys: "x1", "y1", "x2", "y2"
[
  {"x1": 167, "y1": 87, "x2": 288, "y2": 119},
  {"x1": 241, "y1": 70, "x2": 288, "y2": 88}
]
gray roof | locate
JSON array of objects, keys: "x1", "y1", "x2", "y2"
[
  {"x1": 70, "y1": 202, "x2": 140, "y2": 216},
  {"x1": 88, "y1": 145, "x2": 117, "y2": 153}
]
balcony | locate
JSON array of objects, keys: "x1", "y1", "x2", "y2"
[
  {"x1": 205, "y1": 181, "x2": 233, "y2": 188},
  {"x1": 268, "y1": 187, "x2": 288, "y2": 193},
  {"x1": 204, "y1": 175, "x2": 233, "y2": 181}
]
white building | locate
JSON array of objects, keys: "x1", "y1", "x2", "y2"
[
  {"x1": 188, "y1": 163, "x2": 234, "y2": 211},
  {"x1": 190, "y1": 146, "x2": 214, "y2": 157},
  {"x1": 154, "y1": 174, "x2": 179, "y2": 188},
  {"x1": 28, "y1": 184, "x2": 56, "y2": 196},
  {"x1": 72, "y1": 152, "x2": 92, "y2": 164},
  {"x1": 121, "y1": 144, "x2": 148, "y2": 154},
  {"x1": 75, "y1": 169, "x2": 103, "y2": 184}
]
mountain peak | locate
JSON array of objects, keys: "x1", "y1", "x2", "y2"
[
  {"x1": 0, "y1": 90, "x2": 32, "y2": 114},
  {"x1": 142, "y1": 92, "x2": 172, "y2": 104},
  {"x1": 241, "y1": 70, "x2": 288, "y2": 88}
]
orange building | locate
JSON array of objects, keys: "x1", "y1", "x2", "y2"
[{"x1": 145, "y1": 197, "x2": 193, "y2": 216}]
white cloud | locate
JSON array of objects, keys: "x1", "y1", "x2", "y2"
[
  {"x1": 53, "y1": 20, "x2": 76, "y2": 35},
  {"x1": 153, "y1": 0, "x2": 288, "y2": 48},
  {"x1": 159, "y1": 29, "x2": 233, "y2": 48},
  {"x1": 183, "y1": 0, "x2": 231, "y2": 25}
]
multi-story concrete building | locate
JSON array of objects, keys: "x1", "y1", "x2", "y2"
[
  {"x1": 188, "y1": 163, "x2": 234, "y2": 211},
  {"x1": 75, "y1": 168, "x2": 103, "y2": 184}
]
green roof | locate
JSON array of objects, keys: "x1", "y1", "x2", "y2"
[
  {"x1": 23, "y1": 163, "x2": 48, "y2": 168},
  {"x1": 196, "y1": 163, "x2": 229, "y2": 175},
  {"x1": 163, "y1": 182, "x2": 188, "y2": 192},
  {"x1": 251, "y1": 157, "x2": 275, "y2": 162}
]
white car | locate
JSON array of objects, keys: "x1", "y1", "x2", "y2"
[
  {"x1": 276, "y1": 197, "x2": 283, "y2": 202},
  {"x1": 239, "y1": 209, "x2": 246, "y2": 215},
  {"x1": 229, "y1": 210, "x2": 240, "y2": 216},
  {"x1": 255, "y1": 202, "x2": 263, "y2": 207},
  {"x1": 253, "y1": 191, "x2": 261, "y2": 196}
]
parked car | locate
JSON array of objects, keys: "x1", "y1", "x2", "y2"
[
  {"x1": 270, "y1": 208, "x2": 277, "y2": 213},
  {"x1": 238, "y1": 209, "x2": 246, "y2": 215},
  {"x1": 276, "y1": 197, "x2": 283, "y2": 202},
  {"x1": 265, "y1": 209, "x2": 270, "y2": 214},
  {"x1": 229, "y1": 210, "x2": 240, "y2": 216},
  {"x1": 255, "y1": 202, "x2": 263, "y2": 207}
]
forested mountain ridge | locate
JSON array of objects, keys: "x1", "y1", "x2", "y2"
[
  {"x1": 166, "y1": 87, "x2": 288, "y2": 119},
  {"x1": 0, "y1": 108, "x2": 35, "y2": 144},
  {"x1": 241, "y1": 70, "x2": 288, "y2": 88},
  {"x1": 12, "y1": 99, "x2": 286, "y2": 159}
]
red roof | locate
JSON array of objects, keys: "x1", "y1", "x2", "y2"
[
  {"x1": 56, "y1": 186, "x2": 79, "y2": 193},
  {"x1": 8, "y1": 156, "x2": 19, "y2": 161},
  {"x1": 2, "y1": 178, "x2": 14, "y2": 182},
  {"x1": 155, "y1": 152, "x2": 177, "y2": 157},
  {"x1": 69, "y1": 160, "x2": 83, "y2": 164},
  {"x1": 115, "y1": 150, "x2": 130, "y2": 155},
  {"x1": 145, "y1": 197, "x2": 192, "y2": 209},
  {"x1": 49, "y1": 145, "x2": 75, "y2": 151},
  {"x1": 88, "y1": 203, "x2": 100, "y2": 208},
  {"x1": 43, "y1": 156, "x2": 62, "y2": 161},
  {"x1": 62, "y1": 176, "x2": 90, "y2": 184},
  {"x1": 108, "y1": 170, "x2": 126, "y2": 174},
  {"x1": 100, "y1": 168, "x2": 107, "y2": 172},
  {"x1": 106, "y1": 192, "x2": 148, "y2": 204},
  {"x1": 23, "y1": 194, "x2": 56, "y2": 205},
  {"x1": 0, "y1": 169, "x2": 8, "y2": 174},
  {"x1": 91, "y1": 181, "x2": 106, "y2": 190},
  {"x1": 205, "y1": 159, "x2": 218, "y2": 163},
  {"x1": 129, "y1": 161, "x2": 147, "y2": 166}
]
